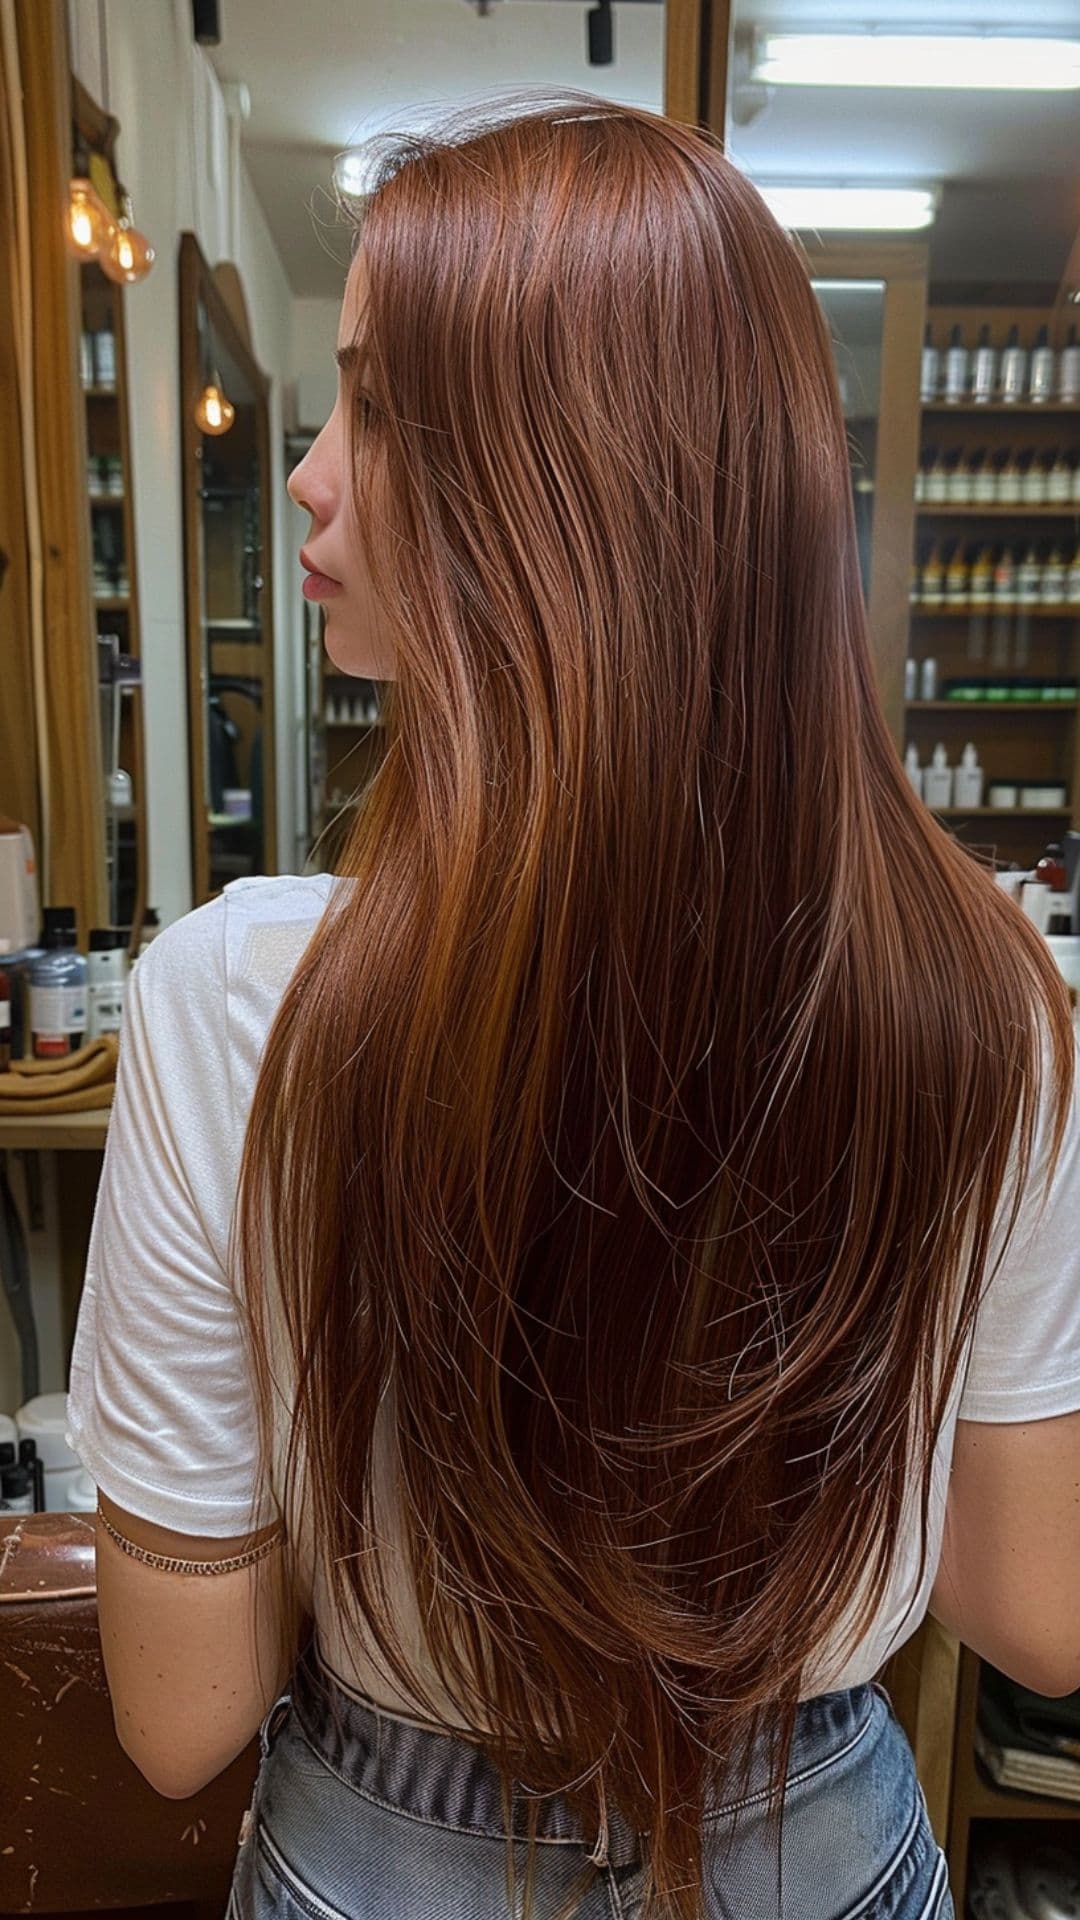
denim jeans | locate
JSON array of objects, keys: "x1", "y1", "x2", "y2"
[{"x1": 226, "y1": 1643, "x2": 954, "y2": 1918}]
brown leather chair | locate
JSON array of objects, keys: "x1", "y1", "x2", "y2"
[{"x1": 0, "y1": 1513, "x2": 259, "y2": 1915}]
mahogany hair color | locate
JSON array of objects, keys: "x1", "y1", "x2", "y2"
[{"x1": 237, "y1": 94, "x2": 1075, "y2": 1919}]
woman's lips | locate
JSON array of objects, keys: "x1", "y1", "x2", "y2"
[{"x1": 302, "y1": 570, "x2": 344, "y2": 601}]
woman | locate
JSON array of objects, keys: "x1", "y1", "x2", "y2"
[{"x1": 68, "y1": 95, "x2": 1080, "y2": 1920}]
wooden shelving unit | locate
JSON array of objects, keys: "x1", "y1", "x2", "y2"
[
  {"x1": 946, "y1": 1647, "x2": 1080, "y2": 1908},
  {"x1": 909, "y1": 303, "x2": 1080, "y2": 868}
]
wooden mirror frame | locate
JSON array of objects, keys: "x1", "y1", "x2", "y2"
[
  {"x1": 178, "y1": 231, "x2": 277, "y2": 905},
  {"x1": 801, "y1": 242, "x2": 929, "y2": 751}
]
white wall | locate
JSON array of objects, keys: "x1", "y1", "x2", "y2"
[
  {"x1": 68, "y1": 0, "x2": 300, "y2": 923},
  {"x1": 289, "y1": 296, "x2": 340, "y2": 433}
]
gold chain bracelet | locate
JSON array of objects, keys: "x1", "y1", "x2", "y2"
[{"x1": 96, "y1": 1503, "x2": 286, "y2": 1576}]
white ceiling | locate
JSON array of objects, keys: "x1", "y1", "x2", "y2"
[
  {"x1": 208, "y1": 0, "x2": 666, "y2": 297},
  {"x1": 207, "y1": 0, "x2": 1080, "y2": 297}
]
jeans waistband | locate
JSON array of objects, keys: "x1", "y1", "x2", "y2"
[{"x1": 287, "y1": 1643, "x2": 880, "y2": 1871}]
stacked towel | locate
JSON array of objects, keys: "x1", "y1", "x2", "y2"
[{"x1": 0, "y1": 1036, "x2": 118, "y2": 1116}]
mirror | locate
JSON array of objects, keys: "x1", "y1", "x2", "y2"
[
  {"x1": 812, "y1": 278, "x2": 886, "y2": 602},
  {"x1": 73, "y1": 81, "x2": 149, "y2": 947},
  {"x1": 179, "y1": 232, "x2": 276, "y2": 902}
]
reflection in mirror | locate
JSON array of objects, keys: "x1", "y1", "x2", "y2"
[
  {"x1": 179, "y1": 233, "x2": 276, "y2": 903},
  {"x1": 812, "y1": 279, "x2": 886, "y2": 601}
]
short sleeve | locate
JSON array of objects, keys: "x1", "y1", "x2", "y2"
[
  {"x1": 67, "y1": 898, "x2": 271, "y2": 1535},
  {"x1": 958, "y1": 1020, "x2": 1080, "y2": 1424}
]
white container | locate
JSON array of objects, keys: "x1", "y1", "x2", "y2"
[
  {"x1": 87, "y1": 932, "x2": 128, "y2": 1039},
  {"x1": 988, "y1": 782, "x2": 1018, "y2": 809},
  {"x1": 1029, "y1": 328, "x2": 1055, "y2": 404},
  {"x1": 16, "y1": 1393, "x2": 96, "y2": 1512},
  {"x1": 0, "y1": 821, "x2": 40, "y2": 953},
  {"x1": 1046, "y1": 934, "x2": 1080, "y2": 991},
  {"x1": 919, "y1": 657, "x2": 938, "y2": 701},
  {"x1": 971, "y1": 330, "x2": 997, "y2": 404},
  {"x1": 1059, "y1": 329, "x2": 1080, "y2": 404},
  {"x1": 1020, "y1": 461, "x2": 1048, "y2": 505},
  {"x1": 923, "y1": 743, "x2": 954, "y2": 809},
  {"x1": 904, "y1": 744, "x2": 923, "y2": 798},
  {"x1": 1020, "y1": 881, "x2": 1051, "y2": 933},
  {"x1": 953, "y1": 743, "x2": 984, "y2": 809}
]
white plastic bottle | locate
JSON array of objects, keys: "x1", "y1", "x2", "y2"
[
  {"x1": 922, "y1": 743, "x2": 954, "y2": 810},
  {"x1": 953, "y1": 743, "x2": 984, "y2": 809},
  {"x1": 1059, "y1": 325, "x2": 1080, "y2": 404},
  {"x1": 971, "y1": 326, "x2": 997, "y2": 405},
  {"x1": 903, "y1": 744, "x2": 923, "y2": 798},
  {"x1": 1000, "y1": 326, "x2": 1027, "y2": 405},
  {"x1": 86, "y1": 930, "x2": 129, "y2": 1039},
  {"x1": 1029, "y1": 325, "x2": 1055, "y2": 404},
  {"x1": 944, "y1": 325, "x2": 968, "y2": 404},
  {"x1": 919, "y1": 325, "x2": 940, "y2": 403}
]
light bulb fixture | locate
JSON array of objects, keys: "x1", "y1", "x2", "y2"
[
  {"x1": 66, "y1": 177, "x2": 114, "y2": 260},
  {"x1": 759, "y1": 184, "x2": 940, "y2": 233},
  {"x1": 100, "y1": 191, "x2": 156, "y2": 284},
  {"x1": 753, "y1": 30, "x2": 1080, "y2": 91},
  {"x1": 195, "y1": 380, "x2": 235, "y2": 435}
]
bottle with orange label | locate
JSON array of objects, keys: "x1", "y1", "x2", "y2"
[{"x1": 28, "y1": 908, "x2": 87, "y2": 1060}]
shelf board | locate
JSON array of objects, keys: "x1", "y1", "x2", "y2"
[
  {"x1": 324, "y1": 718, "x2": 385, "y2": 730},
  {"x1": 910, "y1": 603, "x2": 1080, "y2": 619},
  {"x1": 908, "y1": 700, "x2": 1077, "y2": 712},
  {"x1": 921, "y1": 401, "x2": 1080, "y2": 416},
  {"x1": 932, "y1": 806, "x2": 1071, "y2": 818},
  {"x1": 89, "y1": 493, "x2": 125, "y2": 507},
  {"x1": 960, "y1": 1763, "x2": 1080, "y2": 1824},
  {"x1": 94, "y1": 596, "x2": 130, "y2": 611},
  {"x1": 205, "y1": 618, "x2": 260, "y2": 632},
  {"x1": 82, "y1": 384, "x2": 118, "y2": 400},
  {"x1": 915, "y1": 504, "x2": 1080, "y2": 518}
]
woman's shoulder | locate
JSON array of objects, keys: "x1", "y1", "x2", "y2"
[
  {"x1": 125, "y1": 874, "x2": 339, "y2": 1107},
  {"x1": 134, "y1": 873, "x2": 335, "y2": 989}
]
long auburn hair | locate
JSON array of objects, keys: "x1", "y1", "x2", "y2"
[{"x1": 238, "y1": 93, "x2": 1075, "y2": 1919}]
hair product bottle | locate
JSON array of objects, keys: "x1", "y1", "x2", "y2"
[
  {"x1": 946, "y1": 544, "x2": 969, "y2": 605},
  {"x1": 971, "y1": 325, "x2": 997, "y2": 404},
  {"x1": 0, "y1": 946, "x2": 11, "y2": 1072},
  {"x1": 920, "y1": 547, "x2": 944, "y2": 607},
  {"x1": 1040, "y1": 546, "x2": 1067, "y2": 604},
  {"x1": 919, "y1": 654, "x2": 939, "y2": 699},
  {"x1": 1016, "y1": 542, "x2": 1042, "y2": 606},
  {"x1": 1047, "y1": 450, "x2": 1072, "y2": 504},
  {"x1": 903, "y1": 743, "x2": 923, "y2": 797},
  {"x1": 923, "y1": 742, "x2": 954, "y2": 809},
  {"x1": 29, "y1": 908, "x2": 87, "y2": 1060},
  {"x1": 86, "y1": 929, "x2": 129, "y2": 1040},
  {"x1": 996, "y1": 448, "x2": 1021, "y2": 503},
  {"x1": 1028, "y1": 325, "x2": 1055, "y2": 404},
  {"x1": 1059, "y1": 325, "x2": 1080, "y2": 404},
  {"x1": 1000, "y1": 326, "x2": 1027, "y2": 404},
  {"x1": 944, "y1": 325, "x2": 969, "y2": 404},
  {"x1": 919, "y1": 324, "x2": 940, "y2": 402},
  {"x1": 953, "y1": 743, "x2": 984, "y2": 809}
]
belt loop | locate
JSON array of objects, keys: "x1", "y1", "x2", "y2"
[
  {"x1": 586, "y1": 1771, "x2": 610, "y2": 1868},
  {"x1": 259, "y1": 1688, "x2": 293, "y2": 1762}
]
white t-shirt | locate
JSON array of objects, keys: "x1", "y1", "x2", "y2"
[{"x1": 67, "y1": 874, "x2": 1080, "y2": 1719}]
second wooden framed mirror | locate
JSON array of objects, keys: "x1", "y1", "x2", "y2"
[{"x1": 179, "y1": 232, "x2": 277, "y2": 904}]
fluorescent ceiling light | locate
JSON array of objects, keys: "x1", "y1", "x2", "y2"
[
  {"x1": 759, "y1": 185, "x2": 939, "y2": 232},
  {"x1": 754, "y1": 32, "x2": 1080, "y2": 90}
]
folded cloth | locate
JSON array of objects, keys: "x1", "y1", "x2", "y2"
[{"x1": 0, "y1": 1035, "x2": 117, "y2": 1115}]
